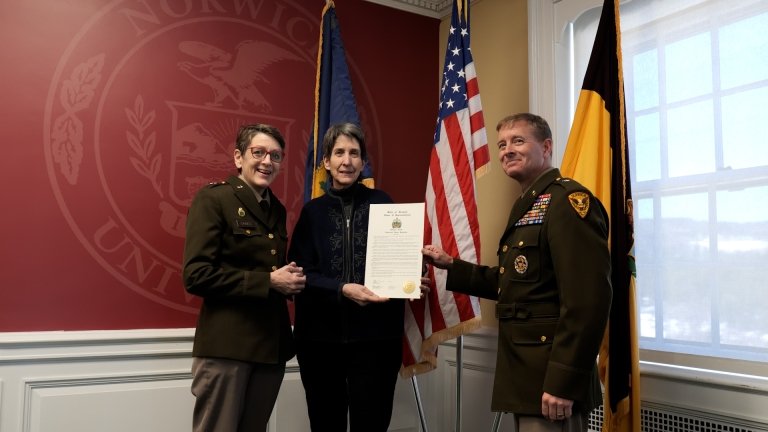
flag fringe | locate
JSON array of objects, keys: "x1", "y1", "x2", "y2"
[
  {"x1": 399, "y1": 316, "x2": 483, "y2": 378},
  {"x1": 614, "y1": 0, "x2": 630, "y2": 207},
  {"x1": 604, "y1": 395, "x2": 631, "y2": 431},
  {"x1": 475, "y1": 163, "x2": 490, "y2": 179},
  {"x1": 602, "y1": 386, "x2": 640, "y2": 432},
  {"x1": 310, "y1": 2, "x2": 333, "y2": 188},
  {"x1": 600, "y1": 276, "x2": 641, "y2": 432}
]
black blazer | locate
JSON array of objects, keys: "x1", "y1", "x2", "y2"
[{"x1": 288, "y1": 183, "x2": 404, "y2": 343}]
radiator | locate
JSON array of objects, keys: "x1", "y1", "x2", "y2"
[{"x1": 588, "y1": 403, "x2": 768, "y2": 432}]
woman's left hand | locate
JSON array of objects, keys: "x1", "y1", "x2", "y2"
[{"x1": 342, "y1": 283, "x2": 388, "y2": 306}]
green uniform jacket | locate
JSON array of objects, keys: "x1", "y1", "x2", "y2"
[
  {"x1": 183, "y1": 175, "x2": 294, "y2": 364},
  {"x1": 447, "y1": 168, "x2": 611, "y2": 415}
]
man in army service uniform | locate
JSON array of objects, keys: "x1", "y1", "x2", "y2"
[{"x1": 423, "y1": 113, "x2": 612, "y2": 431}]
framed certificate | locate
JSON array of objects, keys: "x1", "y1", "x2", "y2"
[{"x1": 364, "y1": 203, "x2": 425, "y2": 299}]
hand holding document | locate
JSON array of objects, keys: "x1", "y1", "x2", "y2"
[{"x1": 364, "y1": 203, "x2": 425, "y2": 299}]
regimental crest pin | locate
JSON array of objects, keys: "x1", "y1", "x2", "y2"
[
  {"x1": 238, "y1": 207, "x2": 245, "y2": 217},
  {"x1": 514, "y1": 255, "x2": 528, "y2": 274},
  {"x1": 568, "y1": 192, "x2": 590, "y2": 218}
]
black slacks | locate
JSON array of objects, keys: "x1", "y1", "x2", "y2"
[{"x1": 296, "y1": 337, "x2": 402, "y2": 432}]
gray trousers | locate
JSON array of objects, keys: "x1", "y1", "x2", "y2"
[{"x1": 191, "y1": 357, "x2": 285, "y2": 432}]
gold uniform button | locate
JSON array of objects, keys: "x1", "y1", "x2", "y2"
[
  {"x1": 270, "y1": 249, "x2": 277, "y2": 255},
  {"x1": 502, "y1": 245, "x2": 508, "y2": 253},
  {"x1": 499, "y1": 266, "x2": 505, "y2": 274},
  {"x1": 540, "y1": 336, "x2": 547, "y2": 342},
  {"x1": 245, "y1": 230, "x2": 251, "y2": 235},
  {"x1": 518, "y1": 240, "x2": 524, "y2": 247},
  {"x1": 268, "y1": 233, "x2": 274, "y2": 239},
  {"x1": 271, "y1": 266, "x2": 278, "y2": 271}
]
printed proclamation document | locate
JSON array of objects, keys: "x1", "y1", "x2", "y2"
[{"x1": 364, "y1": 203, "x2": 424, "y2": 299}]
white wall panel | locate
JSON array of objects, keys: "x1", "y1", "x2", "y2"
[
  {"x1": 0, "y1": 329, "x2": 195, "y2": 432},
  {"x1": 25, "y1": 375, "x2": 192, "y2": 432},
  {"x1": 4, "y1": 326, "x2": 762, "y2": 431},
  {"x1": 434, "y1": 328, "x2": 515, "y2": 432},
  {"x1": 0, "y1": 329, "x2": 435, "y2": 432}
]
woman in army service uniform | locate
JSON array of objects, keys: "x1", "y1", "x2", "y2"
[
  {"x1": 183, "y1": 123, "x2": 305, "y2": 432},
  {"x1": 423, "y1": 113, "x2": 612, "y2": 432}
]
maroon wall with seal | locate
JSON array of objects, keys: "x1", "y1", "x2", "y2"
[{"x1": 0, "y1": 0, "x2": 438, "y2": 331}]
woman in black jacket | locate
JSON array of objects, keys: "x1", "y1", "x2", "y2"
[{"x1": 288, "y1": 123, "x2": 404, "y2": 432}]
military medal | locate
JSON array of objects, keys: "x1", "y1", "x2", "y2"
[
  {"x1": 238, "y1": 207, "x2": 246, "y2": 217},
  {"x1": 515, "y1": 193, "x2": 551, "y2": 226}
]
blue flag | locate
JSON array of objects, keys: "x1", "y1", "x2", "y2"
[{"x1": 304, "y1": 2, "x2": 373, "y2": 202}]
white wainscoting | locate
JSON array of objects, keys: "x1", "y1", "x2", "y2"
[
  {"x1": 0, "y1": 329, "x2": 196, "y2": 432},
  {"x1": 0, "y1": 329, "x2": 469, "y2": 432},
  {"x1": 420, "y1": 328, "x2": 516, "y2": 432},
  {"x1": 5, "y1": 328, "x2": 764, "y2": 432}
]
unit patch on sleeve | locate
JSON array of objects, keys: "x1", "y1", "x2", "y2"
[
  {"x1": 568, "y1": 192, "x2": 590, "y2": 218},
  {"x1": 514, "y1": 193, "x2": 551, "y2": 226}
]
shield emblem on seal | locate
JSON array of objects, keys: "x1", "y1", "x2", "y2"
[{"x1": 166, "y1": 101, "x2": 294, "y2": 207}]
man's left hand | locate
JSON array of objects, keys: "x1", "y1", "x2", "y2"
[{"x1": 541, "y1": 392, "x2": 573, "y2": 422}]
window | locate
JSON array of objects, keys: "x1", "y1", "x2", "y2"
[{"x1": 554, "y1": 0, "x2": 768, "y2": 374}]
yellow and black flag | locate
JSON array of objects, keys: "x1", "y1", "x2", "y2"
[{"x1": 560, "y1": 0, "x2": 640, "y2": 431}]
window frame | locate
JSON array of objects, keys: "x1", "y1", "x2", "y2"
[{"x1": 527, "y1": 0, "x2": 768, "y2": 380}]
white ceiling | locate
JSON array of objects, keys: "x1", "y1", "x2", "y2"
[{"x1": 362, "y1": 0, "x2": 454, "y2": 19}]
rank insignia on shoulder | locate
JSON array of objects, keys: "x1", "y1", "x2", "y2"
[{"x1": 568, "y1": 192, "x2": 589, "y2": 218}]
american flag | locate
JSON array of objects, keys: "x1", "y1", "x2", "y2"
[{"x1": 402, "y1": 0, "x2": 489, "y2": 376}]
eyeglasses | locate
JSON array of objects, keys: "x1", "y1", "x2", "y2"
[{"x1": 247, "y1": 147, "x2": 284, "y2": 163}]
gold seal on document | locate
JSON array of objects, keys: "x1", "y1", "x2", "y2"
[{"x1": 403, "y1": 280, "x2": 417, "y2": 294}]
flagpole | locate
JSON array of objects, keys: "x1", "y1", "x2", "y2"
[
  {"x1": 490, "y1": 411, "x2": 503, "y2": 432},
  {"x1": 455, "y1": 335, "x2": 463, "y2": 432},
  {"x1": 410, "y1": 376, "x2": 429, "y2": 432}
]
